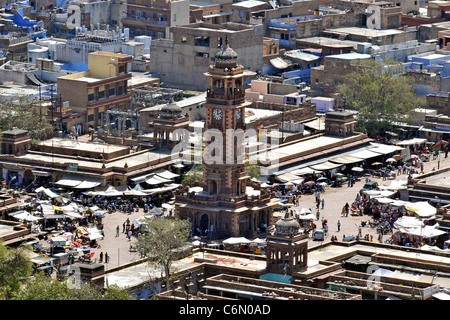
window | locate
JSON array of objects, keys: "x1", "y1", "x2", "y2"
[
  {"x1": 195, "y1": 52, "x2": 209, "y2": 58},
  {"x1": 119, "y1": 65, "x2": 126, "y2": 74},
  {"x1": 98, "y1": 91, "x2": 105, "y2": 100},
  {"x1": 88, "y1": 93, "x2": 95, "y2": 102},
  {"x1": 118, "y1": 86, "x2": 123, "y2": 95},
  {"x1": 88, "y1": 114, "x2": 94, "y2": 122},
  {"x1": 109, "y1": 87, "x2": 115, "y2": 97},
  {"x1": 194, "y1": 36, "x2": 210, "y2": 47}
]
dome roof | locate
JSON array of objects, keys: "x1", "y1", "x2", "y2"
[
  {"x1": 215, "y1": 44, "x2": 238, "y2": 60},
  {"x1": 160, "y1": 101, "x2": 182, "y2": 118},
  {"x1": 274, "y1": 211, "x2": 300, "y2": 236},
  {"x1": 214, "y1": 40, "x2": 238, "y2": 68}
]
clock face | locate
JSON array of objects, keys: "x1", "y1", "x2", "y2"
[
  {"x1": 236, "y1": 108, "x2": 242, "y2": 120},
  {"x1": 213, "y1": 108, "x2": 223, "y2": 120}
]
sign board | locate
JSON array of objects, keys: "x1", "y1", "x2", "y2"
[{"x1": 67, "y1": 163, "x2": 78, "y2": 171}]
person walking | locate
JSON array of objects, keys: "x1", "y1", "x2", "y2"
[
  {"x1": 127, "y1": 229, "x2": 132, "y2": 241},
  {"x1": 337, "y1": 220, "x2": 341, "y2": 232},
  {"x1": 321, "y1": 198, "x2": 325, "y2": 209},
  {"x1": 116, "y1": 225, "x2": 120, "y2": 237},
  {"x1": 99, "y1": 252, "x2": 103, "y2": 263},
  {"x1": 105, "y1": 252, "x2": 109, "y2": 264}
]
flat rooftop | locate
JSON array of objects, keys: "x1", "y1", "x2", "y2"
[
  {"x1": 15, "y1": 149, "x2": 172, "y2": 170},
  {"x1": 268, "y1": 135, "x2": 351, "y2": 160},
  {"x1": 297, "y1": 37, "x2": 360, "y2": 49},
  {"x1": 245, "y1": 108, "x2": 282, "y2": 123},
  {"x1": 325, "y1": 26, "x2": 406, "y2": 37},
  {"x1": 40, "y1": 138, "x2": 129, "y2": 154},
  {"x1": 418, "y1": 169, "x2": 450, "y2": 188}
]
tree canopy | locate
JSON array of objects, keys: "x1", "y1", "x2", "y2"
[
  {"x1": 335, "y1": 59, "x2": 421, "y2": 134},
  {"x1": 135, "y1": 217, "x2": 191, "y2": 291},
  {"x1": 0, "y1": 96, "x2": 54, "y2": 144},
  {"x1": 0, "y1": 242, "x2": 33, "y2": 299}
]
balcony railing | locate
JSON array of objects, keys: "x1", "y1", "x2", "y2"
[{"x1": 206, "y1": 88, "x2": 245, "y2": 104}]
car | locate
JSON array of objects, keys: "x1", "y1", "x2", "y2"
[
  {"x1": 360, "y1": 181, "x2": 379, "y2": 193},
  {"x1": 313, "y1": 228, "x2": 325, "y2": 241}
]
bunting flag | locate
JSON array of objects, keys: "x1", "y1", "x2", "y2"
[{"x1": 432, "y1": 143, "x2": 441, "y2": 152}]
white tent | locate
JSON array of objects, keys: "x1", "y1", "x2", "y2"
[
  {"x1": 298, "y1": 213, "x2": 317, "y2": 221},
  {"x1": 35, "y1": 186, "x2": 58, "y2": 198},
  {"x1": 9, "y1": 211, "x2": 43, "y2": 222},
  {"x1": 375, "y1": 197, "x2": 394, "y2": 204},
  {"x1": 394, "y1": 216, "x2": 424, "y2": 229},
  {"x1": 222, "y1": 237, "x2": 251, "y2": 245},
  {"x1": 399, "y1": 225, "x2": 445, "y2": 238},
  {"x1": 405, "y1": 201, "x2": 436, "y2": 218},
  {"x1": 86, "y1": 227, "x2": 103, "y2": 240},
  {"x1": 154, "y1": 169, "x2": 179, "y2": 180}
]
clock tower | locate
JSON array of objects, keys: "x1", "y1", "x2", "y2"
[
  {"x1": 202, "y1": 39, "x2": 250, "y2": 197},
  {"x1": 175, "y1": 41, "x2": 275, "y2": 239}
]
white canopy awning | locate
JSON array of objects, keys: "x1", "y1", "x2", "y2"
[
  {"x1": 223, "y1": 237, "x2": 251, "y2": 245},
  {"x1": 309, "y1": 161, "x2": 343, "y2": 171},
  {"x1": 35, "y1": 186, "x2": 58, "y2": 198},
  {"x1": 369, "y1": 143, "x2": 404, "y2": 155},
  {"x1": 396, "y1": 138, "x2": 427, "y2": 146},
  {"x1": 394, "y1": 216, "x2": 424, "y2": 229},
  {"x1": 399, "y1": 225, "x2": 445, "y2": 238},
  {"x1": 9, "y1": 210, "x2": 43, "y2": 222},
  {"x1": 55, "y1": 175, "x2": 84, "y2": 187},
  {"x1": 349, "y1": 149, "x2": 381, "y2": 160},
  {"x1": 145, "y1": 174, "x2": 173, "y2": 185},
  {"x1": 154, "y1": 170, "x2": 179, "y2": 180},
  {"x1": 275, "y1": 172, "x2": 302, "y2": 183},
  {"x1": 405, "y1": 201, "x2": 436, "y2": 218},
  {"x1": 74, "y1": 177, "x2": 103, "y2": 189},
  {"x1": 329, "y1": 154, "x2": 364, "y2": 164}
]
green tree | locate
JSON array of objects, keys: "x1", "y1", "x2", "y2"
[
  {"x1": 246, "y1": 162, "x2": 262, "y2": 180},
  {"x1": 0, "y1": 96, "x2": 54, "y2": 145},
  {"x1": 0, "y1": 241, "x2": 33, "y2": 299},
  {"x1": 335, "y1": 59, "x2": 421, "y2": 135},
  {"x1": 135, "y1": 218, "x2": 191, "y2": 291},
  {"x1": 12, "y1": 275, "x2": 135, "y2": 300},
  {"x1": 181, "y1": 165, "x2": 203, "y2": 186}
]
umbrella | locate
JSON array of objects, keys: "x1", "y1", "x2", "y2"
[
  {"x1": 393, "y1": 154, "x2": 403, "y2": 160},
  {"x1": 192, "y1": 236, "x2": 201, "y2": 240},
  {"x1": 410, "y1": 154, "x2": 419, "y2": 159},
  {"x1": 304, "y1": 181, "x2": 315, "y2": 186},
  {"x1": 386, "y1": 158, "x2": 397, "y2": 163},
  {"x1": 372, "y1": 162, "x2": 382, "y2": 166},
  {"x1": 316, "y1": 177, "x2": 328, "y2": 182},
  {"x1": 318, "y1": 182, "x2": 328, "y2": 187},
  {"x1": 352, "y1": 167, "x2": 364, "y2": 172},
  {"x1": 335, "y1": 173, "x2": 344, "y2": 176}
]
